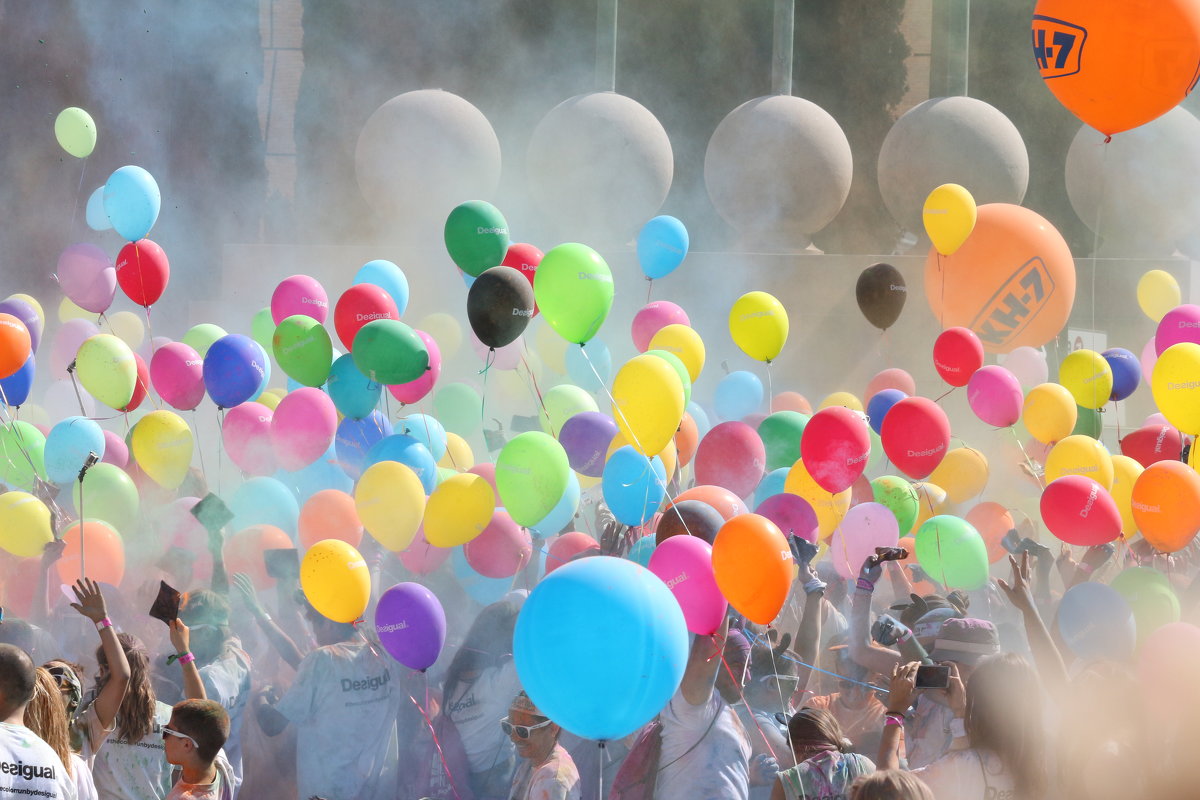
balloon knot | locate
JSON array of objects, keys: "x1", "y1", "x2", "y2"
[{"x1": 1103, "y1": 135, "x2": 1112, "y2": 144}]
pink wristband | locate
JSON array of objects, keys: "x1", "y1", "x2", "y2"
[
  {"x1": 884, "y1": 714, "x2": 904, "y2": 727},
  {"x1": 177, "y1": 652, "x2": 196, "y2": 665},
  {"x1": 95, "y1": 617, "x2": 113, "y2": 632}
]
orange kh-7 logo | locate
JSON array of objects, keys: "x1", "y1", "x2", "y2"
[
  {"x1": 968, "y1": 257, "x2": 1057, "y2": 348},
  {"x1": 1031, "y1": 15, "x2": 1087, "y2": 78}
]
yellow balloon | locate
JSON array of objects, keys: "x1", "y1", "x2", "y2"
[
  {"x1": 355, "y1": 461, "x2": 425, "y2": 551},
  {"x1": 422, "y1": 472, "x2": 495, "y2": 547},
  {"x1": 1058, "y1": 349, "x2": 1113, "y2": 410},
  {"x1": 819, "y1": 391, "x2": 864, "y2": 413},
  {"x1": 0, "y1": 491, "x2": 53, "y2": 558},
  {"x1": 1044, "y1": 434, "x2": 1114, "y2": 490},
  {"x1": 729, "y1": 291, "x2": 789, "y2": 363},
  {"x1": 535, "y1": 319, "x2": 569, "y2": 375},
  {"x1": 538, "y1": 384, "x2": 598, "y2": 437},
  {"x1": 923, "y1": 183, "x2": 977, "y2": 256},
  {"x1": 256, "y1": 390, "x2": 283, "y2": 411},
  {"x1": 54, "y1": 107, "x2": 97, "y2": 159},
  {"x1": 1152, "y1": 343, "x2": 1200, "y2": 434},
  {"x1": 418, "y1": 312, "x2": 462, "y2": 361},
  {"x1": 911, "y1": 482, "x2": 948, "y2": 534},
  {"x1": 438, "y1": 432, "x2": 475, "y2": 471},
  {"x1": 648, "y1": 324, "x2": 705, "y2": 382},
  {"x1": 58, "y1": 296, "x2": 92, "y2": 323},
  {"x1": 611, "y1": 354, "x2": 685, "y2": 457},
  {"x1": 7, "y1": 294, "x2": 44, "y2": 330},
  {"x1": 1137, "y1": 269, "x2": 1182, "y2": 322},
  {"x1": 1022, "y1": 383, "x2": 1077, "y2": 444},
  {"x1": 300, "y1": 539, "x2": 371, "y2": 623},
  {"x1": 785, "y1": 460, "x2": 850, "y2": 539},
  {"x1": 1110, "y1": 454, "x2": 1144, "y2": 538},
  {"x1": 103, "y1": 310, "x2": 145, "y2": 351},
  {"x1": 928, "y1": 447, "x2": 989, "y2": 504},
  {"x1": 131, "y1": 410, "x2": 194, "y2": 489}
]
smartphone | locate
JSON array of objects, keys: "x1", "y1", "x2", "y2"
[
  {"x1": 1001, "y1": 528, "x2": 1021, "y2": 554},
  {"x1": 148, "y1": 581, "x2": 182, "y2": 627},
  {"x1": 792, "y1": 537, "x2": 819, "y2": 566},
  {"x1": 190, "y1": 493, "x2": 234, "y2": 535},
  {"x1": 264, "y1": 548, "x2": 300, "y2": 582},
  {"x1": 915, "y1": 664, "x2": 951, "y2": 689},
  {"x1": 874, "y1": 546, "x2": 909, "y2": 563}
]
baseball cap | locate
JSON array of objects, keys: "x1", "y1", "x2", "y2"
[{"x1": 930, "y1": 618, "x2": 1001, "y2": 666}]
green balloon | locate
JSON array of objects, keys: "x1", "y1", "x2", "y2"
[
  {"x1": 76, "y1": 334, "x2": 137, "y2": 410},
  {"x1": 872, "y1": 475, "x2": 919, "y2": 534},
  {"x1": 644, "y1": 349, "x2": 692, "y2": 406},
  {"x1": 757, "y1": 411, "x2": 809, "y2": 471},
  {"x1": 533, "y1": 243, "x2": 614, "y2": 344},
  {"x1": 866, "y1": 428, "x2": 883, "y2": 472},
  {"x1": 444, "y1": 201, "x2": 510, "y2": 278},
  {"x1": 0, "y1": 421, "x2": 46, "y2": 490},
  {"x1": 73, "y1": 463, "x2": 139, "y2": 534},
  {"x1": 496, "y1": 431, "x2": 570, "y2": 526},
  {"x1": 351, "y1": 319, "x2": 428, "y2": 385},
  {"x1": 1071, "y1": 405, "x2": 1102, "y2": 439},
  {"x1": 272, "y1": 315, "x2": 333, "y2": 388},
  {"x1": 434, "y1": 383, "x2": 483, "y2": 436},
  {"x1": 436, "y1": 466, "x2": 457, "y2": 485},
  {"x1": 1111, "y1": 566, "x2": 1180, "y2": 641},
  {"x1": 915, "y1": 515, "x2": 988, "y2": 590},
  {"x1": 183, "y1": 323, "x2": 228, "y2": 357},
  {"x1": 251, "y1": 307, "x2": 276, "y2": 352}
]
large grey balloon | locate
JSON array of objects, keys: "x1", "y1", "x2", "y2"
[
  {"x1": 878, "y1": 97, "x2": 1028, "y2": 234},
  {"x1": 527, "y1": 92, "x2": 673, "y2": 244},
  {"x1": 705, "y1": 95, "x2": 852, "y2": 249}
]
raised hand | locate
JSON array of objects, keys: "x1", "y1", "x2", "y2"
[
  {"x1": 169, "y1": 618, "x2": 191, "y2": 655},
  {"x1": 69, "y1": 578, "x2": 109, "y2": 623},
  {"x1": 886, "y1": 661, "x2": 919, "y2": 715},
  {"x1": 232, "y1": 572, "x2": 267, "y2": 619},
  {"x1": 997, "y1": 551, "x2": 1036, "y2": 614}
]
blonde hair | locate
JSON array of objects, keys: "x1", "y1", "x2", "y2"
[
  {"x1": 23, "y1": 668, "x2": 73, "y2": 777},
  {"x1": 97, "y1": 633, "x2": 157, "y2": 744}
]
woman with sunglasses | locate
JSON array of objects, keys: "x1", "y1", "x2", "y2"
[{"x1": 503, "y1": 692, "x2": 580, "y2": 800}]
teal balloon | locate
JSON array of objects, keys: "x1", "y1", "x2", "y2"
[
  {"x1": 1071, "y1": 405, "x2": 1102, "y2": 439},
  {"x1": 274, "y1": 444, "x2": 352, "y2": 504},
  {"x1": 366, "y1": 434, "x2": 437, "y2": 494},
  {"x1": 753, "y1": 467, "x2": 790, "y2": 507},
  {"x1": 86, "y1": 186, "x2": 112, "y2": 232},
  {"x1": 45, "y1": 417, "x2": 106, "y2": 484},
  {"x1": 496, "y1": 432, "x2": 570, "y2": 526},
  {"x1": 354, "y1": 260, "x2": 410, "y2": 316},
  {"x1": 327, "y1": 354, "x2": 381, "y2": 420},
  {"x1": 434, "y1": 383, "x2": 483, "y2": 436},
  {"x1": 627, "y1": 535, "x2": 657, "y2": 568},
  {"x1": 230, "y1": 476, "x2": 300, "y2": 535},
  {"x1": 444, "y1": 201, "x2": 510, "y2": 278},
  {"x1": 399, "y1": 414, "x2": 447, "y2": 461},
  {"x1": 915, "y1": 515, "x2": 988, "y2": 590},
  {"x1": 103, "y1": 165, "x2": 160, "y2": 241},
  {"x1": 757, "y1": 411, "x2": 809, "y2": 471},
  {"x1": 529, "y1": 471, "x2": 581, "y2": 537}
]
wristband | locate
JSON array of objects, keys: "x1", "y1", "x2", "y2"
[
  {"x1": 95, "y1": 617, "x2": 113, "y2": 632},
  {"x1": 884, "y1": 713, "x2": 905, "y2": 727},
  {"x1": 177, "y1": 652, "x2": 196, "y2": 665},
  {"x1": 895, "y1": 628, "x2": 912, "y2": 644},
  {"x1": 802, "y1": 578, "x2": 827, "y2": 596},
  {"x1": 855, "y1": 578, "x2": 876, "y2": 593}
]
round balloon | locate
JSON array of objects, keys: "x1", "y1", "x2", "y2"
[
  {"x1": 712, "y1": 513, "x2": 793, "y2": 624},
  {"x1": 1041, "y1": 475, "x2": 1121, "y2": 546},
  {"x1": 914, "y1": 515, "x2": 988, "y2": 590},
  {"x1": 375, "y1": 583, "x2": 446, "y2": 671},
  {"x1": 923, "y1": 183, "x2": 977, "y2": 255},
  {"x1": 467, "y1": 266, "x2": 535, "y2": 349},
  {"x1": 933, "y1": 327, "x2": 984, "y2": 387},
  {"x1": 104, "y1": 166, "x2": 160, "y2": 242},
  {"x1": 649, "y1": 535, "x2": 725, "y2": 635},
  {"x1": 880, "y1": 397, "x2": 950, "y2": 479},
  {"x1": 1131, "y1": 461, "x2": 1200, "y2": 553},
  {"x1": 444, "y1": 201, "x2": 510, "y2": 278},
  {"x1": 729, "y1": 291, "x2": 788, "y2": 363},
  {"x1": 855, "y1": 262, "x2": 906, "y2": 330},
  {"x1": 115, "y1": 239, "x2": 169, "y2": 307},
  {"x1": 301, "y1": 540, "x2": 371, "y2": 623},
  {"x1": 637, "y1": 216, "x2": 689, "y2": 279},
  {"x1": 533, "y1": 243, "x2": 613, "y2": 344}
]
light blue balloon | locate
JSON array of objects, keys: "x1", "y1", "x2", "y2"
[
  {"x1": 103, "y1": 165, "x2": 160, "y2": 241},
  {"x1": 45, "y1": 417, "x2": 106, "y2": 484},
  {"x1": 529, "y1": 471, "x2": 581, "y2": 537},
  {"x1": 713, "y1": 370, "x2": 764, "y2": 421},
  {"x1": 229, "y1": 476, "x2": 300, "y2": 535},
  {"x1": 85, "y1": 186, "x2": 112, "y2": 232},
  {"x1": 636, "y1": 216, "x2": 689, "y2": 279},
  {"x1": 335, "y1": 411, "x2": 392, "y2": 479},
  {"x1": 567, "y1": 339, "x2": 611, "y2": 393},
  {"x1": 366, "y1": 434, "x2": 437, "y2": 493},
  {"x1": 514, "y1": 557, "x2": 689, "y2": 740},
  {"x1": 626, "y1": 535, "x2": 657, "y2": 568},
  {"x1": 753, "y1": 467, "x2": 790, "y2": 508},
  {"x1": 354, "y1": 260, "x2": 410, "y2": 316},
  {"x1": 452, "y1": 546, "x2": 512, "y2": 606},
  {"x1": 602, "y1": 446, "x2": 667, "y2": 527},
  {"x1": 687, "y1": 401, "x2": 711, "y2": 438},
  {"x1": 327, "y1": 354, "x2": 381, "y2": 420},
  {"x1": 399, "y1": 414, "x2": 448, "y2": 461},
  {"x1": 1056, "y1": 581, "x2": 1136, "y2": 661},
  {"x1": 275, "y1": 444, "x2": 352, "y2": 504}
]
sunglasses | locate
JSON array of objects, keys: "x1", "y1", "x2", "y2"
[
  {"x1": 161, "y1": 727, "x2": 198, "y2": 747},
  {"x1": 499, "y1": 717, "x2": 553, "y2": 739}
]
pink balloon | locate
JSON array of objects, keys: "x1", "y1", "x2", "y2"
[
  {"x1": 800, "y1": 407, "x2": 871, "y2": 493},
  {"x1": 1000, "y1": 346, "x2": 1048, "y2": 390},
  {"x1": 222, "y1": 402, "x2": 276, "y2": 476},
  {"x1": 1141, "y1": 337, "x2": 1159, "y2": 386},
  {"x1": 389, "y1": 330, "x2": 442, "y2": 404},
  {"x1": 828, "y1": 502, "x2": 900, "y2": 579},
  {"x1": 632, "y1": 301, "x2": 690, "y2": 353},
  {"x1": 399, "y1": 525, "x2": 452, "y2": 575},
  {"x1": 648, "y1": 534, "x2": 726, "y2": 635},
  {"x1": 967, "y1": 365, "x2": 1024, "y2": 428},
  {"x1": 150, "y1": 342, "x2": 205, "y2": 411},
  {"x1": 271, "y1": 387, "x2": 338, "y2": 471},
  {"x1": 469, "y1": 330, "x2": 523, "y2": 370},
  {"x1": 463, "y1": 509, "x2": 531, "y2": 578},
  {"x1": 1155, "y1": 304, "x2": 1200, "y2": 356},
  {"x1": 865, "y1": 368, "x2": 916, "y2": 399},
  {"x1": 101, "y1": 430, "x2": 129, "y2": 468},
  {"x1": 51, "y1": 318, "x2": 100, "y2": 375},
  {"x1": 754, "y1": 493, "x2": 818, "y2": 542},
  {"x1": 1144, "y1": 412, "x2": 1170, "y2": 427},
  {"x1": 57, "y1": 244, "x2": 116, "y2": 313},
  {"x1": 468, "y1": 462, "x2": 498, "y2": 494},
  {"x1": 1040, "y1": 476, "x2": 1121, "y2": 546},
  {"x1": 271, "y1": 274, "x2": 328, "y2": 324},
  {"x1": 694, "y1": 421, "x2": 767, "y2": 499}
]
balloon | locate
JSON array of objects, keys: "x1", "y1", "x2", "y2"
[
  {"x1": 914, "y1": 515, "x2": 988, "y2": 590},
  {"x1": 419, "y1": 312, "x2": 462, "y2": 363},
  {"x1": 334, "y1": 412, "x2": 390, "y2": 479},
  {"x1": 1113, "y1": 567, "x2": 1180, "y2": 642},
  {"x1": 534, "y1": 243, "x2": 613, "y2": 344},
  {"x1": 326, "y1": 354, "x2": 381, "y2": 420},
  {"x1": 1057, "y1": 582, "x2": 1135, "y2": 661},
  {"x1": 298, "y1": 489, "x2": 363, "y2": 550},
  {"x1": 1098, "y1": 348, "x2": 1139, "y2": 404},
  {"x1": 463, "y1": 510, "x2": 531, "y2": 578},
  {"x1": 784, "y1": 461, "x2": 850, "y2": 539},
  {"x1": 72, "y1": 463, "x2": 138, "y2": 534},
  {"x1": 963, "y1": 366, "x2": 1022, "y2": 429},
  {"x1": 434, "y1": 384, "x2": 482, "y2": 439},
  {"x1": 713, "y1": 371, "x2": 763, "y2": 422},
  {"x1": 270, "y1": 315, "x2": 331, "y2": 389},
  {"x1": 54, "y1": 107, "x2": 96, "y2": 158},
  {"x1": 871, "y1": 475, "x2": 920, "y2": 536},
  {"x1": 366, "y1": 434, "x2": 438, "y2": 494},
  {"x1": 501, "y1": 243, "x2": 544, "y2": 314},
  {"x1": 964, "y1": 502, "x2": 1015, "y2": 564},
  {"x1": 353, "y1": 260, "x2": 410, "y2": 316},
  {"x1": 229, "y1": 476, "x2": 300, "y2": 535},
  {"x1": 757, "y1": 411, "x2": 809, "y2": 471},
  {"x1": 828, "y1": 502, "x2": 901, "y2": 579},
  {"x1": 356, "y1": 461, "x2": 425, "y2": 551},
  {"x1": 1001, "y1": 347, "x2": 1049, "y2": 390},
  {"x1": 712, "y1": 513, "x2": 793, "y2": 624},
  {"x1": 800, "y1": 407, "x2": 870, "y2": 494},
  {"x1": 0, "y1": 355, "x2": 35, "y2": 406},
  {"x1": 672, "y1": 485, "x2": 746, "y2": 522},
  {"x1": 272, "y1": 388, "x2": 338, "y2": 471},
  {"x1": 45, "y1": 417, "x2": 105, "y2": 484},
  {"x1": 627, "y1": 535, "x2": 657, "y2": 568},
  {"x1": 566, "y1": 338, "x2": 612, "y2": 393},
  {"x1": 637, "y1": 216, "x2": 689, "y2": 279},
  {"x1": 0, "y1": 300, "x2": 40, "y2": 354},
  {"x1": 643, "y1": 349, "x2": 692, "y2": 407},
  {"x1": 1022, "y1": 383, "x2": 1077, "y2": 444},
  {"x1": 0, "y1": 492, "x2": 53, "y2": 558},
  {"x1": 537, "y1": 385, "x2": 598, "y2": 438},
  {"x1": 352, "y1": 319, "x2": 429, "y2": 385},
  {"x1": 398, "y1": 413, "x2": 448, "y2": 462},
  {"x1": 388, "y1": 331, "x2": 441, "y2": 405},
  {"x1": 865, "y1": 389, "x2": 905, "y2": 435},
  {"x1": 1158, "y1": 306, "x2": 1200, "y2": 356},
  {"x1": 1152, "y1": 343, "x2": 1200, "y2": 433},
  {"x1": 333, "y1": 284, "x2": 399, "y2": 351},
  {"x1": 104, "y1": 166, "x2": 160, "y2": 241},
  {"x1": 924, "y1": 204, "x2": 1075, "y2": 353},
  {"x1": 656, "y1": 499, "x2": 727, "y2": 545},
  {"x1": 423, "y1": 472, "x2": 495, "y2": 547},
  {"x1": 933, "y1": 327, "x2": 984, "y2": 387},
  {"x1": 923, "y1": 183, "x2": 977, "y2": 255},
  {"x1": 646, "y1": 535, "x2": 723, "y2": 635},
  {"x1": 675, "y1": 412, "x2": 699, "y2": 467},
  {"x1": 729, "y1": 292, "x2": 788, "y2": 362},
  {"x1": 545, "y1": 532, "x2": 600, "y2": 575},
  {"x1": 132, "y1": 411, "x2": 193, "y2": 489},
  {"x1": 1138, "y1": 270, "x2": 1182, "y2": 323},
  {"x1": 1121, "y1": 425, "x2": 1182, "y2": 469},
  {"x1": 375, "y1": 583, "x2": 446, "y2": 671},
  {"x1": 694, "y1": 421, "x2": 767, "y2": 500},
  {"x1": 928, "y1": 447, "x2": 989, "y2": 504},
  {"x1": 880, "y1": 397, "x2": 950, "y2": 479},
  {"x1": 496, "y1": 432, "x2": 570, "y2": 527},
  {"x1": 271, "y1": 275, "x2": 328, "y2": 325},
  {"x1": 182, "y1": 323, "x2": 227, "y2": 357},
  {"x1": 300, "y1": 540, "x2": 371, "y2": 624},
  {"x1": 56, "y1": 244, "x2": 116, "y2": 314},
  {"x1": 648, "y1": 324, "x2": 704, "y2": 382},
  {"x1": 439, "y1": 433, "x2": 474, "y2": 472},
  {"x1": 398, "y1": 527, "x2": 451, "y2": 575},
  {"x1": 1045, "y1": 434, "x2": 1114, "y2": 489},
  {"x1": 1058, "y1": 349, "x2": 1112, "y2": 410},
  {"x1": 559, "y1": 411, "x2": 619, "y2": 478},
  {"x1": 611, "y1": 354, "x2": 685, "y2": 457},
  {"x1": 444, "y1": 201, "x2": 510, "y2": 278},
  {"x1": 57, "y1": 520, "x2": 124, "y2": 586},
  {"x1": 1132, "y1": 461, "x2": 1200, "y2": 553},
  {"x1": 1067, "y1": 404, "x2": 1099, "y2": 440},
  {"x1": 865, "y1": 369, "x2": 916, "y2": 400},
  {"x1": 75, "y1": 334, "x2": 136, "y2": 410},
  {"x1": 632, "y1": 301, "x2": 690, "y2": 353},
  {"x1": 1041, "y1": 475, "x2": 1121, "y2": 546},
  {"x1": 528, "y1": 470, "x2": 581, "y2": 537},
  {"x1": 200, "y1": 334, "x2": 266, "y2": 409},
  {"x1": 114, "y1": 239, "x2": 169, "y2": 307},
  {"x1": 221, "y1": 524, "x2": 291, "y2": 589},
  {"x1": 754, "y1": 493, "x2": 818, "y2": 543},
  {"x1": 602, "y1": 446, "x2": 667, "y2": 527},
  {"x1": 85, "y1": 185, "x2": 110, "y2": 231},
  {"x1": 855, "y1": 262, "x2": 907, "y2": 330}
]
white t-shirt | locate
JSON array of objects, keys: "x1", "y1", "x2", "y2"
[
  {"x1": 0, "y1": 721, "x2": 78, "y2": 799},
  {"x1": 70, "y1": 754, "x2": 97, "y2": 800},
  {"x1": 656, "y1": 691, "x2": 752, "y2": 800},
  {"x1": 508, "y1": 744, "x2": 581, "y2": 800},
  {"x1": 197, "y1": 649, "x2": 251, "y2": 787},
  {"x1": 85, "y1": 701, "x2": 174, "y2": 800},
  {"x1": 903, "y1": 698, "x2": 957, "y2": 770},
  {"x1": 445, "y1": 661, "x2": 521, "y2": 775},
  {"x1": 275, "y1": 640, "x2": 402, "y2": 800},
  {"x1": 166, "y1": 751, "x2": 237, "y2": 800},
  {"x1": 913, "y1": 748, "x2": 1018, "y2": 800}
]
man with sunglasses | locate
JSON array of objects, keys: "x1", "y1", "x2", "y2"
[
  {"x1": 502, "y1": 692, "x2": 579, "y2": 800},
  {"x1": 161, "y1": 699, "x2": 236, "y2": 800}
]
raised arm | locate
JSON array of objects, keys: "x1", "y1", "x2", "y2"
[
  {"x1": 848, "y1": 556, "x2": 903, "y2": 676},
  {"x1": 233, "y1": 572, "x2": 305, "y2": 670},
  {"x1": 169, "y1": 620, "x2": 208, "y2": 701},
  {"x1": 999, "y1": 551, "x2": 1068, "y2": 692},
  {"x1": 876, "y1": 661, "x2": 919, "y2": 770},
  {"x1": 70, "y1": 579, "x2": 129, "y2": 730},
  {"x1": 681, "y1": 616, "x2": 729, "y2": 706},
  {"x1": 792, "y1": 554, "x2": 825, "y2": 700}
]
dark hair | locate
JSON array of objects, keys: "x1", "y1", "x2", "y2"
[
  {"x1": 849, "y1": 770, "x2": 935, "y2": 800},
  {"x1": 170, "y1": 699, "x2": 229, "y2": 763},
  {"x1": 749, "y1": 633, "x2": 795, "y2": 681},
  {"x1": 964, "y1": 653, "x2": 1046, "y2": 797},
  {"x1": 97, "y1": 633, "x2": 157, "y2": 744},
  {"x1": 442, "y1": 600, "x2": 519, "y2": 705},
  {"x1": 789, "y1": 707, "x2": 851, "y2": 755},
  {"x1": 0, "y1": 643, "x2": 35, "y2": 717}
]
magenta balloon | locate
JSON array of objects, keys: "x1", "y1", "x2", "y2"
[
  {"x1": 469, "y1": 330, "x2": 523, "y2": 370},
  {"x1": 150, "y1": 342, "x2": 205, "y2": 411},
  {"x1": 800, "y1": 407, "x2": 871, "y2": 493},
  {"x1": 51, "y1": 319, "x2": 100, "y2": 375},
  {"x1": 1155, "y1": 304, "x2": 1200, "y2": 356},
  {"x1": 464, "y1": 509, "x2": 531, "y2": 578},
  {"x1": 631, "y1": 301, "x2": 691, "y2": 353},
  {"x1": 101, "y1": 430, "x2": 129, "y2": 468},
  {"x1": 388, "y1": 330, "x2": 441, "y2": 404},
  {"x1": 694, "y1": 421, "x2": 766, "y2": 499},
  {"x1": 399, "y1": 526, "x2": 452, "y2": 575},
  {"x1": 559, "y1": 411, "x2": 619, "y2": 477},
  {"x1": 828, "y1": 502, "x2": 900, "y2": 579},
  {"x1": 648, "y1": 534, "x2": 726, "y2": 635},
  {"x1": 222, "y1": 401, "x2": 277, "y2": 476},
  {"x1": 755, "y1": 493, "x2": 819, "y2": 543},
  {"x1": 966, "y1": 365, "x2": 1024, "y2": 428},
  {"x1": 271, "y1": 387, "x2": 338, "y2": 471},
  {"x1": 375, "y1": 582, "x2": 447, "y2": 671},
  {"x1": 271, "y1": 274, "x2": 328, "y2": 324},
  {"x1": 57, "y1": 243, "x2": 116, "y2": 313}
]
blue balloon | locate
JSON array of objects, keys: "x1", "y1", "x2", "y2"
[
  {"x1": 45, "y1": 416, "x2": 106, "y2": 484},
  {"x1": 399, "y1": 414, "x2": 448, "y2": 461},
  {"x1": 85, "y1": 185, "x2": 112, "y2": 232},
  {"x1": 687, "y1": 401, "x2": 711, "y2": 438},
  {"x1": 204, "y1": 335, "x2": 266, "y2": 409},
  {"x1": 103, "y1": 165, "x2": 160, "y2": 241},
  {"x1": 529, "y1": 471, "x2": 581, "y2": 537},
  {"x1": 626, "y1": 535, "x2": 657, "y2": 568},
  {"x1": 713, "y1": 370, "x2": 763, "y2": 421},
  {"x1": 602, "y1": 446, "x2": 667, "y2": 526},
  {"x1": 251, "y1": 341, "x2": 272, "y2": 397},
  {"x1": 636, "y1": 215, "x2": 689, "y2": 280},
  {"x1": 0, "y1": 355, "x2": 36, "y2": 407},
  {"x1": 327, "y1": 354, "x2": 381, "y2": 420},
  {"x1": 275, "y1": 444, "x2": 352, "y2": 503},
  {"x1": 1102, "y1": 348, "x2": 1141, "y2": 402},
  {"x1": 753, "y1": 467, "x2": 790, "y2": 508},
  {"x1": 452, "y1": 546, "x2": 512, "y2": 606},
  {"x1": 366, "y1": 434, "x2": 437, "y2": 493},
  {"x1": 567, "y1": 339, "x2": 611, "y2": 393},
  {"x1": 866, "y1": 388, "x2": 907, "y2": 435},
  {"x1": 354, "y1": 260, "x2": 410, "y2": 316},
  {"x1": 1056, "y1": 581, "x2": 1135, "y2": 661},
  {"x1": 230, "y1": 476, "x2": 300, "y2": 535},
  {"x1": 514, "y1": 556, "x2": 689, "y2": 740},
  {"x1": 335, "y1": 411, "x2": 392, "y2": 479}
]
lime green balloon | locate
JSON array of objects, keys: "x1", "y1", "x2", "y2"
[
  {"x1": 0, "y1": 421, "x2": 47, "y2": 490},
  {"x1": 915, "y1": 515, "x2": 988, "y2": 590},
  {"x1": 871, "y1": 475, "x2": 919, "y2": 534},
  {"x1": 183, "y1": 324, "x2": 228, "y2": 357},
  {"x1": 539, "y1": 384, "x2": 599, "y2": 436},
  {"x1": 866, "y1": 428, "x2": 883, "y2": 472},
  {"x1": 1111, "y1": 566, "x2": 1180, "y2": 642},
  {"x1": 444, "y1": 201, "x2": 510, "y2": 277},
  {"x1": 756, "y1": 411, "x2": 809, "y2": 471},
  {"x1": 272, "y1": 315, "x2": 333, "y2": 387},
  {"x1": 55, "y1": 107, "x2": 96, "y2": 158},
  {"x1": 644, "y1": 349, "x2": 692, "y2": 406},
  {"x1": 436, "y1": 466, "x2": 457, "y2": 486},
  {"x1": 496, "y1": 431, "x2": 570, "y2": 526},
  {"x1": 351, "y1": 319, "x2": 428, "y2": 385},
  {"x1": 73, "y1": 462, "x2": 139, "y2": 534},
  {"x1": 533, "y1": 243, "x2": 614, "y2": 344},
  {"x1": 1071, "y1": 405, "x2": 1102, "y2": 439},
  {"x1": 251, "y1": 307, "x2": 275, "y2": 352},
  {"x1": 76, "y1": 334, "x2": 137, "y2": 410},
  {"x1": 434, "y1": 383, "x2": 483, "y2": 436}
]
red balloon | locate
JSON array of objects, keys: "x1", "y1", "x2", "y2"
[
  {"x1": 933, "y1": 327, "x2": 984, "y2": 387},
  {"x1": 120, "y1": 352, "x2": 151, "y2": 412},
  {"x1": 501, "y1": 243, "x2": 544, "y2": 316},
  {"x1": 463, "y1": 509, "x2": 532, "y2": 578},
  {"x1": 694, "y1": 421, "x2": 766, "y2": 499},
  {"x1": 334, "y1": 284, "x2": 399, "y2": 350},
  {"x1": 545, "y1": 531, "x2": 599, "y2": 575},
  {"x1": 1040, "y1": 475, "x2": 1121, "y2": 546},
  {"x1": 1120, "y1": 425, "x2": 1183, "y2": 468},
  {"x1": 115, "y1": 239, "x2": 170, "y2": 306},
  {"x1": 880, "y1": 397, "x2": 951, "y2": 479},
  {"x1": 800, "y1": 407, "x2": 871, "y2": 493}
]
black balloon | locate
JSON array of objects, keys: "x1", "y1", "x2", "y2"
[
  {"x1": 467, "y1": 266, "x2": 535, "y2": 348},
  {"x1": 856, "y1": 262, "x2": 906, "y2": 330},
  {"x1": 655, "y1": 499, "x2": 725, "y2": 545}
]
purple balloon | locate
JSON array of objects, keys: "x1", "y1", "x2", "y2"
[
  {"x1": 0, "y1": 299, "x2": 41, "y2": 352},
  {"x1": 57, "y1": 243, "x2": 116, "y2": 313},
  {"x1": 559, "y1": 411, "x2": 619, "y2": 477},
  {"x1": 755, "y1": 493, "x2": 819, "y2": 543},
  {"x1": 374, "y1": 582, "x2": 447, "y2": 671}
]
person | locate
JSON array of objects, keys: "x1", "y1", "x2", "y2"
[
  {"x1": 504, "y1": 692, "x2": 580, "y2": 800},
  {"x1": 847, "y1": 770, "x2": 934, "y2": 800},
  {"x1": 802, "y1": 643, "x2": 886, "y2": 758},
  {"x1": 0, "y1": 643, "x2": 79, "y2": 799},
  {"x1": 770, "y1": 708, "x2": 875, "y2": 800},
  {"x1": 163, "y1": 699, "x2": 237, "y2": 800},
  {"x1": 25, "y1": 666, "x2": 98, "y2": 800}
]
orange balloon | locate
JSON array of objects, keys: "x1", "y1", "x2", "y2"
[
  {"x1": 298, "y1": 489, "x2": 363, "y2": 551},
  {"x1": 1131, "y1": 461, "x2": 1200, "y2": 553},
  {"x1": 224, "y1": 524, "x2": 294, "y2": 589},
  {"x1": 771, "y1": 391, "x2": 812, "y2": 415},
  {"x1": 675, "y1": 413, "x2": 699, "y2": 467},
  {"x1": 712, "y1": 513, "x2": 793, "y2": 624},
  {"x1": 57, "y1": 520, "x2": 125, "y2": 587},
  {"x1": 0, "y1": 313, "x2": 31, "y2": 379},
  {"x1": 671, "y1": 485, "x2": 748, "y2": 521},
  {"x1": 924, "y1": 204, "x2": 1076, "y2": 354},
  {"x1": 965, "y1": 501, "x2": 1015, "y2": 564},
  {"x1": 1033, "y1": 0, "x2": 1200, "y2": 136}
]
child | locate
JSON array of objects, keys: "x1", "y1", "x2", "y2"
[{"x1": 163, "y1": 700, "x2": 238, "y2": 800}]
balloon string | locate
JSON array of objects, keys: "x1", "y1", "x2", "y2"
[
  {"x1": 747, "y1": 631, "x2": 887, "y2": 693},
  {"x1": 216, "y1": 407, "x2": 225, "y2": 496},
  {"x1": 932, "y1": 387, "x2": 954, "y2": 404},
  {"x1": 1089, "y1": 142, "x2": 1107, "y2": 358},
  {"x1": 192, "y1": 409, "x2": 208, "y2": 485},
  {"x1": 1009, "y1": 427, "x2": 1045, "y2": 490},
  {"x1": 717, "y1": 643, "x2": 781, "y2": 762},
  {"x1": 765, "y1": 363, "x2": 774, "y2": 413},
  {"x1": 646, "y1": 277, "x2": 653, "y2": 304},
  {"x1": 763, "y1": 628, "x2": 792, "y2": 724},
  {"x1": 69, "y1": 157, "x2": 88, "y2": 236},
  {"x1": 66, "y1": 361, "x2": 88, "y2": 416},
  {"x1": 519, "y1": 350, "x2": 551, "y2": 434},
  {"x1": 408, "y1": 687, "x2": 464, "y2": 800},
  {"x1": 479, "y1": 348, "x2": 495, "y2": 440}
]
